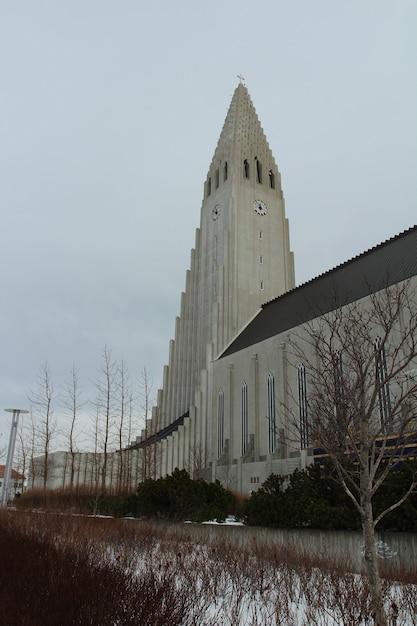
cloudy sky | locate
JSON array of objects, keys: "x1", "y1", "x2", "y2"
[{"x1": 1, "y1": 1, "x2": 416, "y2": 450}]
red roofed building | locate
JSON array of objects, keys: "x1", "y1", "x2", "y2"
[{"x1": 0, "y1": 464, "x2": 25, "y2": 501}]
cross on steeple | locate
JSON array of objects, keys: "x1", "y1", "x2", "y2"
[{"x1": 237, "y1": 74, "x2": 245, "y2": 84}]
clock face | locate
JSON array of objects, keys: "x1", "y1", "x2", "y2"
[
  {"x1": 253, "y1": 200, "x2": 267, "y2": 216},
  {"x1": 212, "y1": 205, "x2": 221, "y2": 220}
]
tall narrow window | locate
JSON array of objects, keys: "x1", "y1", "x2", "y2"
[
  {"x1": 243, "y1": 159, "x2": 250, "y2": 179},
  {"x1": 259, "y1": 230, "x2": 263, "y2": 240},
  {"x1": 298, "y1": 363, "x2": 309, "y2": 449},
  {"x1": 332, "y1": 350, "x2": 347, "y2": 447},
  {"x1": 256, "y1": 159, "x2": 262, "y2": 184},
  {"x1": 223, "y1": 161, "x2": 228, "y2": 181},
  {"x1": 241, "y1": 382, "x2": 248, "y2": 456},
  {"x1": 267, "y1": 373, "x2": 276, "y2": 454},
  {"x1": 260, "y1": 281, "x2": 265, "y2": 290},
  {"x1": 259, "y1": 255, "x2": 264, "y2": 264},
  {"x1": 375, "y1": 336, "x2": 391, "y2": 429},
  {"x1": 217, "y1": 389, "x2": 224, "y2": 458},
  {"x1": 333, "y1": 350, "x2": 344, "y2": 415},
  {"x1": 269, "y1": 169, "x2": 275, "y2": 189},
  {"x1": 215, "y1": 169, "x2": 219, "y2": 188},
  {"x1": 207, "y1": 177, "x2": 211, "y2": 196}
]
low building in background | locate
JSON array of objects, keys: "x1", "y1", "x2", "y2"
[{"x1": 0, "y1": 464, "x2": 25, "y2": 500}]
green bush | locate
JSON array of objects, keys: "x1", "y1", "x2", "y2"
[
  {"x1": 135, "y1": 468, "x2": 235, "y2": 522},
  {"x1": 240, "y1": 461, "x2": 417, "y2": 531}
]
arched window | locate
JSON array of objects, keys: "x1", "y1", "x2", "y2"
[
  {"x1": 241, "y1": 382, "x2": 248, "y2": 455},
  {"x1": 217, "y1": 389, "x2": 224, "y2": 458},
  {"x1": 297, "y1": 363, "x2": 309, "y2": 449},
  {"x1": 375, "y1": 336, "x2": 391, "y2": 429},
  {"x1": 256, "y1": 159, "x2": 262, "y2": 184},
  {"x1": 267, "y1": 373, "x2": 276, "y2": 453},
  {"x1": 269, "y1": 169, "x2": 275, "y2": 189},
  {"x1": 243, "y1": 159, "x2": 250, "y2": 179}
]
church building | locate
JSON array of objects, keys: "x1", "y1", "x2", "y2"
[
  {"x1": 132, "y1": 81, "x2": 295, "y2": 480},
  {"x1": 30, "y1": 82, "x2": 417, "y2": 493},
  {"x1": 131, "y1": 82, "x2": 417, "y2": 493}
]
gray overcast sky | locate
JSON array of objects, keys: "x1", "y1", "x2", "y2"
[{"x1": 1, "y1": 1, "x2": 416, "y2": 447}]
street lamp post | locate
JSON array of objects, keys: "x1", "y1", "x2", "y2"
[{"x1": 1, "y1": 408, "x2": 29, "y2": 507}]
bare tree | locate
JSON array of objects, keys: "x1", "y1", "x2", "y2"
[
  {"x1": 188, "y1": 443, "x2": 208, "y2": 479},
  {"x1": 27, "y1": 412, "x2": 37, "y2": 489},
  {"x1": 15, "y1": 419, "x2": 31, "y2": 494},
  {"x1": 124, "y1": 393, "x2": 138, "y2": 488},
  {"x1": 138, "y1": 368, "x2": 161, "y2": 480},
  {"x1": 115, "y1": 359, "x2": 136, "y2": 492},
  {"x1": 93, "y1": 346, "x2": 117, "y2": 491},
  {"x1": 289, "y1": 280, "x2": 417, "y2": 626},
  {"x1": 28, "y1": 361, "x2": 57, "y2": 489},
  {"x1": 61, "y1": 364, "x2": 86, "y2": 488}
]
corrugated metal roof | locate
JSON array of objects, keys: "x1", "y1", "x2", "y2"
[{"x1": 220, "y1": 225, "x2": 417, "y2": 358}]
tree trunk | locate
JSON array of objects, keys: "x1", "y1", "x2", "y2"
[{"x1": 362, "y1": 498, "x2": 386, "y2": 626}]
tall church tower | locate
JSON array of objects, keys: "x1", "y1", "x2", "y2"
[{"x1": 138, "y1": 82, "x2": 294, "y2": 459}]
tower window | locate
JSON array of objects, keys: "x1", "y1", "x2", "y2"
[
  {"x1": 260, "y1": 281, "x2": 265, "y2": 290},
  {"x1": 215, "y1": 169, "x2": 219, "y2": 189},
  {"x1": 269, "y1": 170, "x2": 275, "y2": 189},
  {"x1": 256, "y1": 159, "x2": 262, "y2": 184},
  {"x1": 243, "y1": 159, "x2": 250, "y2": 179},
  {"x1": 259, "y1": 255, "x2": 264, "y2": 264},
  {"x1": 207, "y1": 177, "x2": 212, "y2": 196},
  {"x1": 259, "y1": 231, "x2": 263, "y2": 240},
  {"x1": 223, "y1": 162, "x2": 228, "y2": 181}
]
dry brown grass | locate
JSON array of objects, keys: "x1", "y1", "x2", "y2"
[{"x1": 0, "y1": 509, "x2": 415, "y2": 626}]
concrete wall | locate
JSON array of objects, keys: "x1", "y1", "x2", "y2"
[{"x1": 183, "y1": 524, "x2": 417, "y2": 573}]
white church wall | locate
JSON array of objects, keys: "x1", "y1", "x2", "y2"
[{"x1": 209, "y1": 277, "x2": 417, "y2": 494}]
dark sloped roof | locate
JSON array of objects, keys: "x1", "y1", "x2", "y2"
[{"x1": 220, "y1": 225, "x2": 417, "y2": 359}]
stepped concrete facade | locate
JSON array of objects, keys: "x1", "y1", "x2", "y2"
[{"x1": 132, "y1": 82, "x2": 295, "y2": 480}]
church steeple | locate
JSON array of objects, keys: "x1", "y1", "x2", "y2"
[
  {"x1": 205, "y1": 82, "x2": 283, "y2": 203},
  {"x1": 148, "y1": 82, "x2": 294, "y2": 439},
  {"x1": 198, "y1": 82, "x2": 294, "y2": 356}
]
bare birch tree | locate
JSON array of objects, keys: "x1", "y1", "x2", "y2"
[
  {"x1": 115, "y1": 359, "x2": 135, "y2": 492},
  {"x1": 15, "y1": 419, "x2": 31, "y2": 494},
  {"x1": 139, "y1": 368, "x2": 160, "y2": 480},
  {"x1": 188, "y1": 443, "x2": 208, "y2": 479},
  {"x1": 289, "y1": 280, "x2": 417, "y2": 626},
  {"x1": 61, "y1": 364, "x2": 86, "y2": 488},
  {"x1": 94, "y1": 346, "x2": 117, "y2": 491},
  {"x1": 28, "y1": 361, "x2": 57, "y2": 489}
]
